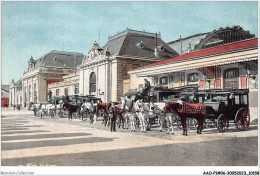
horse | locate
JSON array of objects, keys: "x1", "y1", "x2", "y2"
[
  {"x1": 62, "y1": 102, "x2": 82, "y2": 122},
  {"x1": 121, "y1": 96, "x2": 136, "y2": 132},
  {"x1": 96, "y1": 103, "x2": 111, "y2": 126},
  {"x1": 114, "y1": 103, "x2": 126, "y2": 129},
  {"x1": 28, "y1": 102, "x2": 42, "y2": 117},
  {"x1": 149, "y1": 102, "x2": 176, "y2": 134},
  {"x1": 164, "y1": 101, "x2": 206, "y2": 136},
  {"x1": 134, "y1": 99, "x2": 150, "y2": 132}
]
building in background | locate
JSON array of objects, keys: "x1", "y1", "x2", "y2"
[
  {"x1": 22, "y1": 50, "x2": 84, "y2": 106},
  {"x1": 168, "y1": 25, "x2": 255, "y2": 55},
  {"x1": 129, "y1": 38, "x2": 258, "y2": 107},
  {"x1": 129, "y1": 26, "x2": 257, "y2": 89},
  {"x1": 2, "y1": 85, "x2": 10, "y2": 107},
  {"x1": 8, "y1": 79, "x2": 22, "y2": 107},
  {"x1": 48, "y1": 71, "x2": 79, "y2": 97},
  {"x1": 79, "y1": 29, "x2": 179, "y2": 102}
]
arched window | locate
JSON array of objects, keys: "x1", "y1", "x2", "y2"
[
  {"x1": 224, "y1": 68, "x2": 239, "y2": 79},
  {"x1": 160, "y1": 76, "x2": 168, "y2": 85},
  {"x1": 188, "y1": 73, "x2": 199, "y2": 82},
  {"x1": 89, "y1": 72, "x2": 96, "y2": 94}
]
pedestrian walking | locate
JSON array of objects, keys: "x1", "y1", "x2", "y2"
[
  {"x1": 108, "y1": 102, "x2": 117, "y2": 132},
  {"x1": 13, "y1": 105, "x2": 16, "y2": 111},
  {"x1": 89, "y1": 102, "x2": 95, "y2": 124},
  {"x1": 17, "y1": 105, "x2": 21, "y2": 111}
]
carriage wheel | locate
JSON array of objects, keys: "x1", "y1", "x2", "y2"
[
  {"x1": 235, "y1": 108, "x2": 250, "y2": 131},
  {"x1": 217, "y1": 114, "x2": 229, "y2": 132}
]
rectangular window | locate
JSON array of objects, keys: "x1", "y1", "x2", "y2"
[
  {"x1": 240, "y1": 95, "x2": 248, "y2": 105},
  {"x1": 64, "y1": 88, "x2": 68, "y2": 95},
  {"x1": 234, "y1": 95, "x2": 240, "y2": 105},
  {"x1": 74, "y1": 84, "x2": 79, "y2": 94},
  {"x1": 160, "y1": 76, "x2": 168, "y2": 85},
  {"x1": 56, "y1": 89, "x2": 60, "y2": 96},
  {"x1": 188, "y1": 73, "x2": 199, "y2": 82}
]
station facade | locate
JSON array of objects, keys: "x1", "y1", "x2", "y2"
[
  {"x1": 9, "y1": 26, "x2": 258, "y2": 105},
  {"x1": 77, "y1": 29, "x2": 178, "y2": 102},
  {"x1": 9, "y1": 79, "x2": 22, "y2": 107},
  {"x1": 21, "y1": 51, "x2": 83, "y2": 106}
]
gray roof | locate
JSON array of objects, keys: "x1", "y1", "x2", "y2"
[
  {"x1": 15, "y1": 79, "x2": 22, "y2": 87},
  {"x1": 34, "y1": 50, "x2": 84, "y2": 68},
  {"x1": 168, "y1": 33, "x2": 208, "y2": 55},
  {"x1": 102, "y1": 29, "x2": 179, "y2": 59},
  {"x1": 168, "y1": 25, "x2": 255, "y2": 55},
  {"x1": 1, "y1": 85, "x2": 9, "y2": 92}
]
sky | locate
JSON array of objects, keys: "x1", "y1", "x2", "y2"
[{"x1": 1, "y1": 1, "x2": 258, "y2": 85}]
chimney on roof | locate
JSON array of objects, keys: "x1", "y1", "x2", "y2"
[
  {"x1": 180, "y1": 35, "x2": 183, "y2": 54},
  {"x1": 187, "y1": 43, "x2": 192, "y2": 53}
]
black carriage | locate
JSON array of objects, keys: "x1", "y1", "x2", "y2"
[{"x1": 203, "y1": 89, "x2": 250, "y2": 132}]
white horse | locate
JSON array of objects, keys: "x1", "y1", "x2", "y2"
[
  {"x1": 135, "y1": 99, "x2": 151, "y2": 132},
  {"x1": 121, "y1": 96, "x2": 136, "y2": 132},
  {"x1": 149, "y1": 102, "x2": 177, "y2": 134}
]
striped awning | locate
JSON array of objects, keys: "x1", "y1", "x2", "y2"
[{"x1": 137, "y1": 48, "x2": 258, "y2": 77}]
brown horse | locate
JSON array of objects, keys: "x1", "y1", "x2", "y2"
[
  {"x1": 96, "y1": 103, "x2": 112, "y2": 126},
  {"x1": 164, "y1": 101, "x2": 206, "y2": 136},
  {"x1": 62, "y1": 103, "x2": 82, "y2": 122}
]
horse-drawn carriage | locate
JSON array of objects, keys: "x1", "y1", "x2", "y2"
[
  {"x1": 28, "y1": 101, "x2": 55, "y2": 118},
  {"x1": 79, "y1": 95, "x2": 102, "y2": 122},
  {"x1": 164, "y1": 88, "x2": 251, "y2": 134},
  {"x1": 203, "y1": 89, "x2": 250, "y2": 132}
]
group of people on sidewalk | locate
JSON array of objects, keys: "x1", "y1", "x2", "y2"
[{"x1": 12, "y1": 104, "x2": 21, "y2": 111}]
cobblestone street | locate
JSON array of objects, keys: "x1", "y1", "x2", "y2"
[{"x1": 1, "y1": 108, "x2": 258, "y2": 166}]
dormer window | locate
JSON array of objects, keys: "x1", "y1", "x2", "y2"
[
  {"x1": 136, "y1": 41, "x2": 145, "y2": 49},
  {"x1": 157, "y1": 45, "x2": 165, "y2": 51}
]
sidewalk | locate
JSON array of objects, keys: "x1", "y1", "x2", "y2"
[
  {"x1": 250, "y1": 107, "x2": 258, "y2": 121},
  {"x1": 1, "y1": 108, "x2": 34, "y2": 116}
]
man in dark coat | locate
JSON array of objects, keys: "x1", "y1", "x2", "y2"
[
  {"x1": 141, "y1": 78, "x2": 151, "y2": 102},
  {"x1": 108, "y1": 102, "x2": 117, "y2": 132},
  {"x1": 48, "y1": 90, "x2": 53, "y2": 102},
  {"x1": 64, "y1": 91, "x2": 70, "y2": 103}
]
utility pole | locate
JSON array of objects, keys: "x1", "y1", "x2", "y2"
[{"x1": 155, "y1": 32, "x2": 158, "y2": 48}]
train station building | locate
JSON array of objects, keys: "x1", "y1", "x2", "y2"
[
  {"x1": 9, "y1": 79, "x2": 22, "y2": 107},
  {"x1": 21, "y1": 51, "x2": 84, "y2": 106},
  {"x1": 78, "y1": 29, "x2": 178, "y2": 102},
  {"x1": 10, "y1": 26, "x2": 258, "y2": 105},
  {"x1": 129, "y1": 27, "x2": 258, "y2": 106}
]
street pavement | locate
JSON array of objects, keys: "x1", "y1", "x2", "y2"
[{"x1": 1, "y1": 108, "x2": 258, "y2": 166}]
